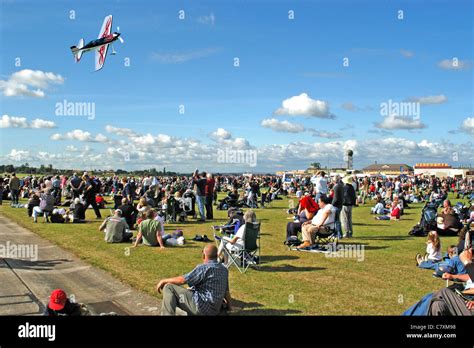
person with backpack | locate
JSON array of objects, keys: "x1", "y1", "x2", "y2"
[
  {"x1": 341, "y1": 176, "x2": 357, "y2": 238},
  {"x1": 82, "y1": 175, "x2": 102, "y2": 219}
]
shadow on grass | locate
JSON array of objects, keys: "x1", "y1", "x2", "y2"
[
  {"x1": 233, "y1": 308, "x2": 302, "y2": 315},
  {"x1": 260, "y1": 255, "x2": 299, "y2": 263},
  {"x1": 355, "y1": 236, "x2": 413, "y2": 241},
  {"x1": 255, "y1": 265, "x2": 326, "y2": 273},
  {"x1": 230, "y1": 299, "x2": 302, "y2": 315},
  {"x1": 336, "y1": 243, "x2": 389, "y2": 251},
  {"x1": 353, "y1": 222, "x2": 394, "y2": 227},
  {"x1": 3, "y1": 258, "x2": 72, "y2": 271}
]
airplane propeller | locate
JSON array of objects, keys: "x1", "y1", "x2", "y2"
[{"x1": 117, "y1": 27, "x2": 124, "y2": 43}]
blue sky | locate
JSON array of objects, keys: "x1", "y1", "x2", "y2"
[{"x1": 0, "y1": 0, "x2": 473, "y2": 172}]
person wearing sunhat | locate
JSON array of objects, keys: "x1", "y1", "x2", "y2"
[
  {"x1": 341, "y1": 176, "x2": 357, "y2": 238},
  {"x1": 43, "y1": 289, "x2": 81, "y2": 316}
]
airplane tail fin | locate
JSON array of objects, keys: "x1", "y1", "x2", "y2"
[{"x1": 70, "y1": 38, "x2": 84, "y2": 62}]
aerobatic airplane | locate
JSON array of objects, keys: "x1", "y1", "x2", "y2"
[{"x1": 70, "y1": 15, "x2": 124, "y2": 71}]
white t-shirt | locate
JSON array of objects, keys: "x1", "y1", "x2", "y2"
[
  {"x1": 154, "y1": 215, "x2": 165, "y2": 235},
  {"x1": 233, "y1": 224, "x2": 246, "y2": 248},
  {"x1": 311, "y1": 204, "x2": 336, "y2": 226},
  {"x1": 315, "y1": 177, "x2": 328, "y2": 194},
  {"x1": 426, "y1": 242, "x2": 441, "y2": 261}
]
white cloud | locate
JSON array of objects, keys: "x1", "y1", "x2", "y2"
[
  {"x1": 400, "y1": 49, "x2": 414, "y2": 58},
  {"x1": 210, "y1": 128, "x2": 232, "y2": 140},
  {"x1": 3, "y1": 130, "x2": 474, "y2": 172},
  {"x1": 150, "y1": 48, "x2": 219, "y2": 64},
  {"x1": 105, "y1": 125, "x2": 139, "y2": 138},
  {"x1": 30, "y1": 118, "x2": 56, "y2": 129},
  {"x1": 197, "y1": 12, "x2": 215, "y2": 26},
  {"x1": 0, "y1": 114, "x2": 56, "y2": 128},
  {"x1": 0, "y1": 69, "x2": 64, "y2": 98},
  {"x1": 51, "y1": 130, "x2": 110, "y2": 143},
  {"x1": 6, "y1": 149, "x2": 30, "y2": 162},
  {"x1": 65, "y1": 129, "x2": 93, "y2": 142},
  {"x1": 261, "y1": 118, "x2": 305, "y2": 133},
  {"x1": 460, "y1": 117, "x2": 474, "y2": 136},
  {"x1": 375, "y1": 115, "x2": 426, "y2": 130},
  {"x1": 311, "y1": 130, "x2": 341, "y2": 139},
  {"x1": 406, "y1": 95, "x2": 447, "y2": 105},
  {"x1": 95, "y1": 133, "x2": 109, "y2": 143},
  {"x1": 274, "y1": 93, "x2": 335, "y2": 118},
  {"x1": 438, "y1": 59, "x2": 471, "y2": 70},
  {"x1": 341, "y1": 102, "x2": 373, "y2": 112}
]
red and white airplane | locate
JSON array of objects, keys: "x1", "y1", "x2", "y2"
[{"x1": 70, "y1": 15, "x2": 124, "y2": 71}]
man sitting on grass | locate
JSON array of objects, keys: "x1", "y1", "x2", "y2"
[
  {"x1": 156, "y1": 244, "x2": 232, "y2": 315},
  {"x1": 132, "y1": 209, "x2": 165, "y2": 249},
  {"x1": 99, "y1": 209, "x2": 133, "y2": 243}
]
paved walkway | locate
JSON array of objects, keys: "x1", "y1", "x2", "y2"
[{"x1": 0, "y1": 214, "x2": 161, "y2": 315}]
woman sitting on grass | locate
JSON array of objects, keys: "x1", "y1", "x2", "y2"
[
  {"x1": 416, "y1": 231, "x2": 442, "y2": 269},
  {"x1": 375, "y1": 200, "x2": 401, "y2": 220}
]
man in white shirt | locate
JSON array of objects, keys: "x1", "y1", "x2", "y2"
[
  {"x1": 312, "y1": 171, "x2": 328, "y2": 201},
  {"x1": 299, "y1": 195, "x2": 336, "y2": 248}
]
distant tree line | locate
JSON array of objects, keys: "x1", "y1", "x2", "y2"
[{"x1": 0, "y1": 164, "x2": 179, "y2": 177}]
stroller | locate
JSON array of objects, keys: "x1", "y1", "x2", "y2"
[
  {"x1": 177, "y1": 196, "x2": 194, "y2": 222},
  {"x1": 408, "y1": 202, "x2": 438, "y2": 237},
  {"x1": 159, "y1": 196, "x2": 178, "y2": 223},
  {"x1": 453, "y1": 202, "x2": 470, "y2": 222}
]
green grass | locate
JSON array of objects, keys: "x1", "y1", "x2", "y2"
[{"x1": 0, "y1": 194, "x2": 467, "y2": 315}]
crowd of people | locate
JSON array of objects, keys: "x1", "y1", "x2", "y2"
[{"x1": 1, "y1": 169, "x2": 473, "y2": 316}]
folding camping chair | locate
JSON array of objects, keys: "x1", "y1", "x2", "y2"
[
  {"x1": 313, "y1": 221, "x2": 338, "y2": 248},
  {"x1": 291, "y1": 220, "x2": 338, "y2": 252},
  {"x1": 219, "y1": 221, "x2": 260, "y2": 273}
]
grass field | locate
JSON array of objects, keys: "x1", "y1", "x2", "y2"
[{"x1": 0, "y1": 194, "x2": 467, "y2": 315}]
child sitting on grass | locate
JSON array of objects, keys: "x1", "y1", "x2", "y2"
[{"x1": 416, "y1": 231, "x2": 442, "y2": 269}]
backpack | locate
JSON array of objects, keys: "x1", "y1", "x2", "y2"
[{"x1": 402, "y1": 293, "x2": 433, "y2": 315}]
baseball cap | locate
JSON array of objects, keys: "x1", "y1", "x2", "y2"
[{"x1": 49, "y1": 289, "x2": 67, "y2": 311}]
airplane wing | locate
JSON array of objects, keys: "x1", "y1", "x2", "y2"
[
  {"x1": 98, "y1": 15, "x2": 113, "y2": 39},
  {"x1": 95, "y1": 43, "x2": 109, "y2": 71}
]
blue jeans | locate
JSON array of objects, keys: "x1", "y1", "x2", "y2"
[
  {"x1": 196, "y1": 196, "x2": 206, "y2": 220},
  {"x1": 334, "y1": 207, "x2": 342, "y2": 238},
  {"x1": 418, "y1": 259, "x2": 440, "y2": 270}
]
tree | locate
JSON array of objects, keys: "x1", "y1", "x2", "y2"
[
  {"x1": 5, "y1": 164, "x2": 15, "y2": 173},
  {"x1": 310, "y1": 162, "x2": 321, "y2": 169}
]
